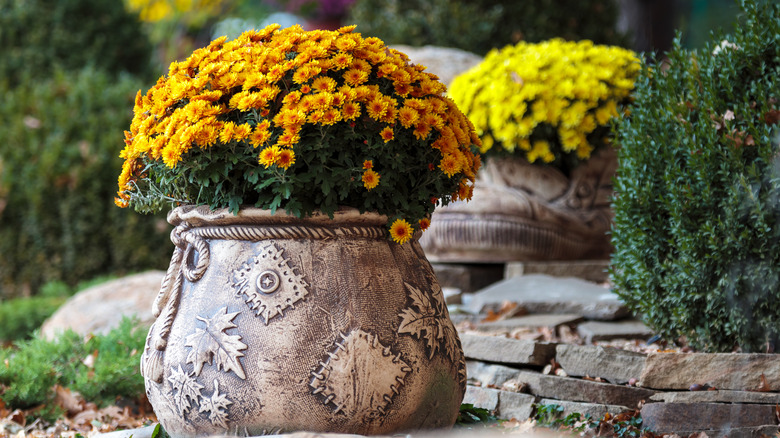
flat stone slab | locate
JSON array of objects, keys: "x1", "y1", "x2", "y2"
[
  {"x1": 556, "y1": 344, "x2": 646, "y2": 385},
  {"x1": 505, "y1": 260, "x2": 610, "y2": 284},
  {"x1": 474, "y1": 314, "x2": 584, "y2": 332},
  {"x1": 460, "y1": 333, "x2": 556, "y2": 366},
  {"x1": 640, "y1": 353, "x2": 780, "y2": 391},
  {"x1": 466, "y1": 361, "x2": 654, "y2": 409},
  {"x1": 464, "y1": 386, "x2": 536, "y2": 421},
  {"x1": 538, "y1": 399, "x2": 629, "y2": 421},
  {"x1": 640, "y1": 402, "x2": 777, "y2": 434},
  {"x1": 467, "y1": 274, "x2": 628, "y2": 320},
  {"x1": 650, "y1": 389, "x2": 780, "y2": 404},
  {"x1": 577, "y1": 319, "x2": 654, "y2": 343}
]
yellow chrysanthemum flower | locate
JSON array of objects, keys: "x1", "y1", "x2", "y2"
[
  {"x1": 449, "y1": 38, "x2": 638, "y2": 167},
  {"x1": 277, "y1": 149, "x2": 296, "y2": 169},
  {"x1": 361, "y1": 168, "x2": 380, "y2": 190},
  {"x1": 380, "y1": 126, "x2": 394, "y2": 143},
  {"x1": 259, "y1": 145, "x2": 281, "y2": 167},
  {"x1": 389, "y1": 218, "x2": 413, "y2": 244}
]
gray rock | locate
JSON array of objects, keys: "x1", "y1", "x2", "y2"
[
  {"x1": 461, "y1": 333, "x2": 556, "y2": 366},
  {"x1": 467, "y1": 274, "x2": 628, "y2": 320},
  {"x1": 466, "y1": 361, "x2": 654, "y2": 409},
  {"x1": 390, "y1": 45, "x2": 482, "y2": 87},
  {"x1": 463, "y1": 386, "x2": 536, "y2": 421},
  {"x1": 640, "y1": 402, "x2": 777, "y2": 434},
  {"x1": 640, "y1": 353, "x2": 780, "y2": 391},
  {"x1": 650, "y1": 390, "x2": 780, "y2": 404},
  {"x1": 556, "y1": 344, "x2": 646, "y2": 385},
  {"x1": 504, "y1": 260, "x2": 610, "y2": 284},
  {"x1": 40, "y1": 271, "x2": 165, "y2": 339},
  {"x1": 474, "y1": 314, "x2": 584, "y2": 333},
  {"x1": 576, "y1": 319, "x2": 654, "y2": 344},
  {"x1": 538, "y1": 399, "x2": 629, "y2": 420}
]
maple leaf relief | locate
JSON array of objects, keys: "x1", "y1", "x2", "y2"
[
  {"x1": 167, "y1": 365, "x2": 204, "y2": 418},
  {"x1": 185, "y1": 307, "x2": 248, "y2": 380},
  {"x1": 199, "y1": 379, "x2": 233, "y2": 429},
  {"x1": 397, "y1": 282, "x2": 460, "y2": 362}
]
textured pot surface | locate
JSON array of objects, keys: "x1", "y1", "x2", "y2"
[{"x1": 142, "y1": 206, "x2": 466, "y2": 437}]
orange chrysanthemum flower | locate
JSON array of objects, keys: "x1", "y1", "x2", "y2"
[
  {"x1": 362, "y1": 160, "x2": 373, "y2": 169},
  {"x1": 366, "y1": 98, "x2": 387, "y2": 121},
  {"x1": 389, "y1": 218, "x2": 413, "y2": 244},
  {"x1": 380, "y1": 126, "x2": 394, "y2": 143},
  {"x1": 342, "y1": 101, "x2": 361, "y2": 120},
  {"x1": 419, "y1": 217, "x2": 431, "y2": 231},
  {"x1": 361, "y1": 168, "x2": 380, "y2": 190},
  {"x1": 438, "y1": 154, "x2": 460, "y2": 177},
  {"x1": 259, "y1": 145, "x2": 281, "y2": 167},
  {"x1": 276, "y1": 148, "x2": 296, "y2": 169}
]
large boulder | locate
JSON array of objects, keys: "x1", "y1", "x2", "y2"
[{"x1": 40, "y1": 270, "x2": 164, "y2": 339}]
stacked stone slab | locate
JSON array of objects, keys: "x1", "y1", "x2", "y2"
[{"x1": 462, "y1": 333, "x2": 780, "y2": 437}]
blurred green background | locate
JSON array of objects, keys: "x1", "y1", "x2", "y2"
[{"x1": 0, "y1": 0, "x2": 750, "y2": 336}]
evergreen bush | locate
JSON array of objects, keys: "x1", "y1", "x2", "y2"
[
  {"x1": 0, "y1": 67, "x2": 173, "y2": 299},
  {"x1": 346, "y1": 0, "x2": 626, "y2": 56},
  {"x1": 0, "y1": 318, "x2": 146, "y2": 412},
  {"x1": 0, "y1": 0, "x2": 153, "y2": 86},
  {"x1": 610, "y1": 0, "x2": 780, "y2": 352}
]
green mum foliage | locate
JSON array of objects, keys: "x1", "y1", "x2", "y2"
[{"x1": 611, "y1": 0, "x2": 780, "y2": 352}]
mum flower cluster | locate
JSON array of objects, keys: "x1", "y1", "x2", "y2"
[
  {"x1": 449, "y1": 39, "x2": 639, "y2": 172},
  {"x1": 116, "y1": 24, "x2": 481, "y2": 243}
]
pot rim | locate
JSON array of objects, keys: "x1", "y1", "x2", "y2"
[{"x1": 168, "y1": 205, "x2": 389, "y2": 228}]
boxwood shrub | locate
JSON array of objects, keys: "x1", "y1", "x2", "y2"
[{"x1": 610, "y1": 0, "x2": 780, "y2": 352}]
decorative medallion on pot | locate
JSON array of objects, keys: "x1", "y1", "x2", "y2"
[
  {"x1": 115, "y1": 24, "x2": 481, "y2": 436},
  {"x1": 422, "y1": 39, "x2": 640, "y2": 262}
]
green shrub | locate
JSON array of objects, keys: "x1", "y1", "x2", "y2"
[
  {"x1": 0, "y1": 67, "x2": 173, "y2": 299},
  {"x1": 0, "y1": 0, "x2": 154, "y2": 87},
  {"x1": 0, "y1": 318, "x2": 146, "y2": 412},
  {"x1": 0, "y1": 276, "x2": 119, "y2": 342},
  {"x1": 610, "y1": 0, "x2": 780, "y2": 352},
  {"x1": 346, "y1": 0, "x2": 626, "y2": 56},
  {"x1": 0, "y1": 297, "x2": 66, "y2": 343}
]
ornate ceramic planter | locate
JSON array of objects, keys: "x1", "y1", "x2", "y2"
[
  {"x1": 141, "y1": 206, "x2": 466, "y2": 437},
  {"x1": 420, "y1": 147, "x2": 618, "y2": 262}
]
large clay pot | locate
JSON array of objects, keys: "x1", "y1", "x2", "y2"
[
  {"x1": 141, "y1": 206, "x2": 466, "y2": 437},
  {"x1": 420, "y1": 147, "x2": 618, "y2": 262}
]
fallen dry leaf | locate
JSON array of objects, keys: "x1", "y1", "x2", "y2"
[
  {"x1": 53, "y1": 385, "x2": 85, "y2": 417},
  {"x1": 757, "y1": 373, "x2": 771, "y2": 392}
]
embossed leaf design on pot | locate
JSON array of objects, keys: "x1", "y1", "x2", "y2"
[
  {"x1": 185, "y1": 307, "x2": 248, "y2": 379},
  {"x1": 168, "y1": 365, "x2": 205, "y2": 418},
  {"x1": 398, "y1": 282, "x2": 460, "y2": 362},
  {"x1": 199, "y1": 379, "x2": 233, "y2": 429}
]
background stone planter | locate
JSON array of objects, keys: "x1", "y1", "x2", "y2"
[
  {"x1": 141, "y1": 206, "x2": 466, "y2": 437},
  {"x1": 420, "y1": 147, "x2": 618, "y2": 263}
]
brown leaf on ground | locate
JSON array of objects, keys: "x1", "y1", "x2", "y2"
[
  {"x1": 53, "y1": 385, "x2": 86, "y2": 416},
  {"x1": 8, "y1": 409, "x2": 26, "y2": 427},
  {"x1": 481, "y1": 301, "x2": 526, "y2": 322}
]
